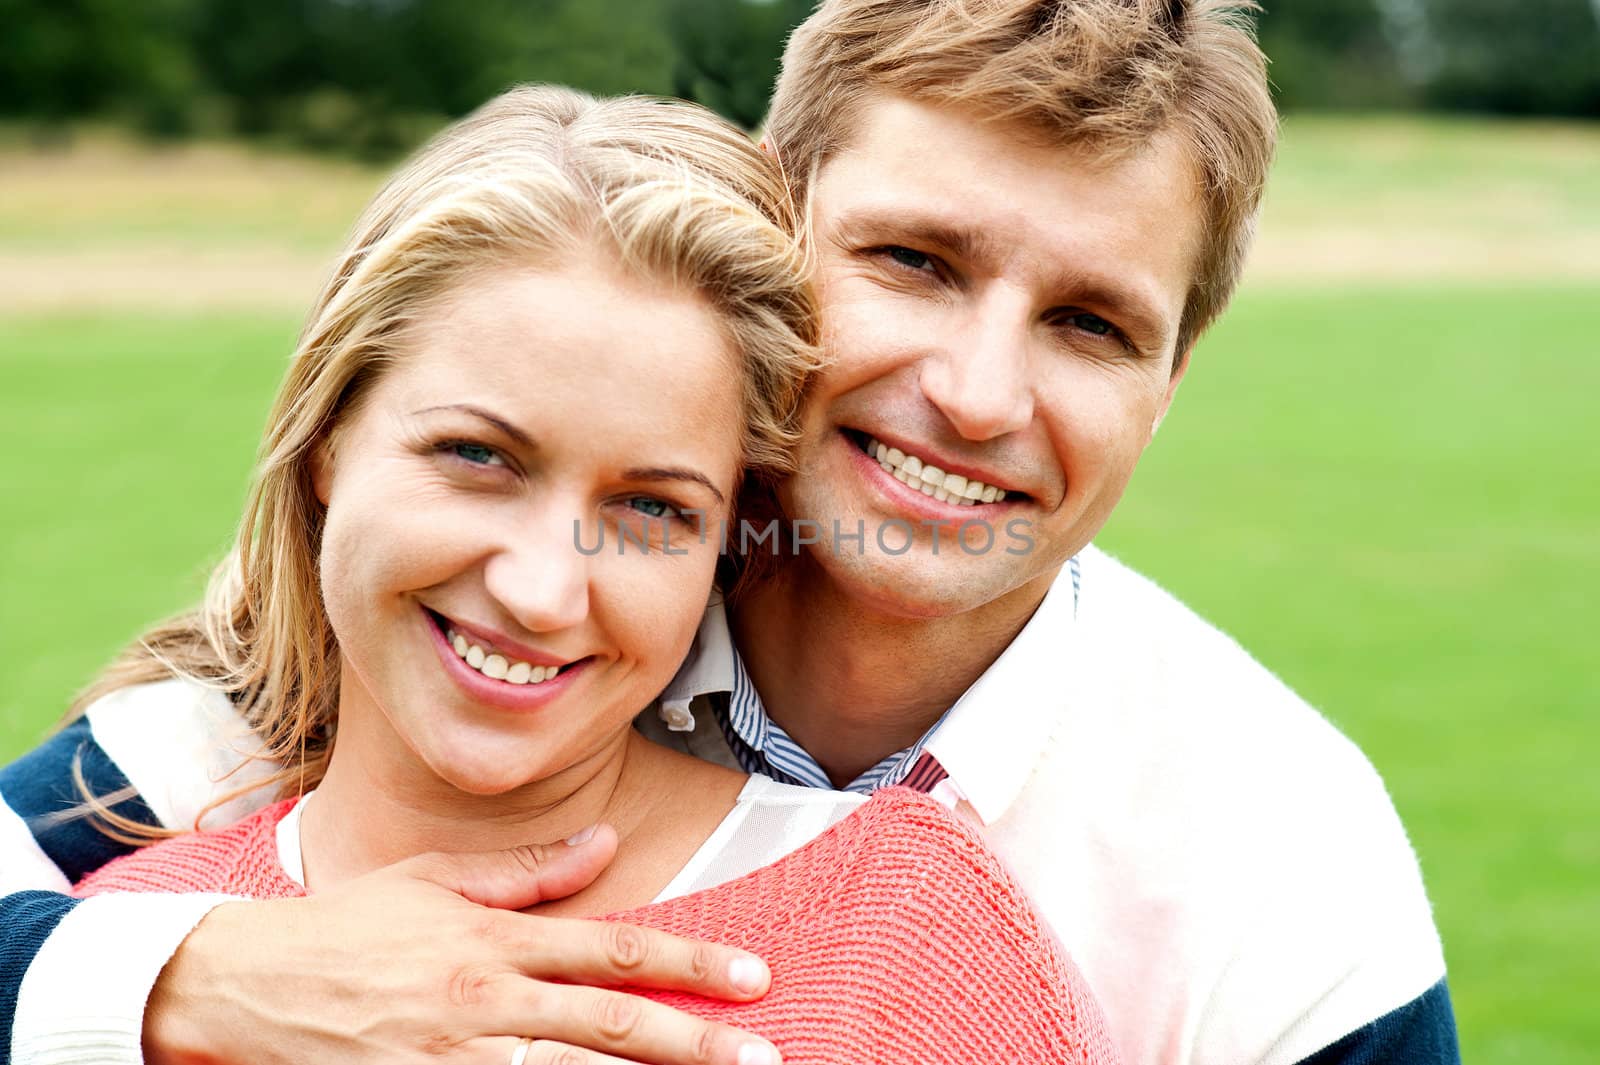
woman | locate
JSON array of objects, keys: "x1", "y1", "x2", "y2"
[{"x1": 55, "y1": 86, "x2": 1115, "y2": 1065}]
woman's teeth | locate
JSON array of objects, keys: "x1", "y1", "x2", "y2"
[
  {"x1": 447, "y1": 629, "x2": 561, "y2": 685},
  {"x1": 862, "y1": 435, "x2": 1008, "y2": 505}
]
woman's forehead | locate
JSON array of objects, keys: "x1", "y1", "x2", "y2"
[{"x1": 373, "y1": 263, "x2": 745, "y2": 473}]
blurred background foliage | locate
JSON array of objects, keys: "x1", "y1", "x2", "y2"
[
  {"x1": 0, "y1": 3, "x2": 1596, "y2": 1062},
  {"x1": 1, "y1": 0, "x2": 1597, "y2": 155},
  {"x1": 0, "y1": 0, "x2": 811, "y2": 153}
]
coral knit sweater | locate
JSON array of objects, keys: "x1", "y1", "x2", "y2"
[{"x1": 77, "y1": 788, "x2": 1118, "y2": 1064}]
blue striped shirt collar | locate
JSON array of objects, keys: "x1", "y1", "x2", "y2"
[{"x1": 656, "y1": 555, "x2": 1082, "y2": 800}]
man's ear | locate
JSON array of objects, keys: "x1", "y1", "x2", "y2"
[
  {"x1": 757, "y1": 136, "x2": 777, "y2": 163},
  {"x1": 310, "y1": 438, "x2": 334, "y2": 505},
  {"x1": 1151, "y1": 345, "x2": 1194, "y2": 439}
]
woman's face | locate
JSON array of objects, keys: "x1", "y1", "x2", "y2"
[{"x1": 314, "y1": 254, "x2": 744, "y2": 796}]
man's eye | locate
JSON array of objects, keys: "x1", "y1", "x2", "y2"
[
  {"x1": 450, "y1": 442, "x2": 504, "y2": 466},
  {"x1": 1066, "y1": 312, "x2": 1117, "y2": 338},
  {"x1": 628, "y1": 497, "x2": 679, "y2": 520},
  {"x1": 885, "y1": 246, "x2": 934, "y2": 271}
]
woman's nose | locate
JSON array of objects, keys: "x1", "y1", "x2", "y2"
[{"x1": 482, "y1": 512, "x2": 592, "y2": 633}]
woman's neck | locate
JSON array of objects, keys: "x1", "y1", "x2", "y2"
[{"x1": 300, "y1": 715, "x2": 745, "y2": 911}]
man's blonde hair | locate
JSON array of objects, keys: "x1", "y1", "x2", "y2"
[
  {"x1": 69, "y1": 86, "x2": 821, "y2": 836},
  {"x1": 766, "y1": 0, "x2": 1277, "y2": 358}
]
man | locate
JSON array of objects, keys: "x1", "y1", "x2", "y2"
[{"x1": 1, "y1": 3, "x2": 1457, "y2": 1064}]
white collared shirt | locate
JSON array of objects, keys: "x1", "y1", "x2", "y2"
[{"x1": 638, "y1": 544, "x2": 1449, "y2": 1065}]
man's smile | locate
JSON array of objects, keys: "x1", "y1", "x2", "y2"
[{"x1": 843, "y1": 429, "x2": 1023, "y2": 506}]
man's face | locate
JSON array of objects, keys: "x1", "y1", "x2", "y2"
[{"x1": 780, "y1": 93, "x2": 1205, "y2": 619}]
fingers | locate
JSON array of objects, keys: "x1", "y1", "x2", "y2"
[
  {"x1": 480, "y1": 982, "x2": 782, "y2": 1065},
  {"x1": 502, "y1": 1042, "x2": 640, "y2": 1065},
  {"x1": 474, "y1": 1036, "x2": 665, "y2": 1065},
  {"x1": 502, "y1": 916, "x2": 770, "y2": 1001},
  {"x1": 402, "y1": 827, "x2": 621, "y2": 909}
]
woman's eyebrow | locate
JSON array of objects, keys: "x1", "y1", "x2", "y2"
[
  {"x1": 411, "y1": 404, "x2": 534, "y2": 448},
  {"x1": 623, "y1": 467, "x2": 726, "y2": 506},
  {"x1": 413, "y1": 406, "x2": 724, "y2": 504}
]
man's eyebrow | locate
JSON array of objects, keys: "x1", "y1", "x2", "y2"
[
  {"x1": 1049, "y1": 273, "x2": 1174, "y2": 353},
  {"x1": 832, "y1": 207, "x2": 999, "y2": 264},
  {"x1": 623, "y1": 467, "x2": 726, "y2": 506},
  {"x1": 411, "y1": 404, "x2": 534, "y2": 448}
]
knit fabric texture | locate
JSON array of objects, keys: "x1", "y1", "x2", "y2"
[{"x1": 77, "y1": 788, "x2": 1119, "y2": 1064}]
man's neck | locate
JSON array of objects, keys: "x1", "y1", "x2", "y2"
[{"x1": 730, "y1": 555, "x2": 1055, "y2": 787}]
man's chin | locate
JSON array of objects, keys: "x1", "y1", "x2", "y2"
[{"x1": 796, "y1": 538, "x2": 1039, "y2": 621}]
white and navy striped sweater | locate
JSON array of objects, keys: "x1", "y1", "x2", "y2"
[{"x1": 1, "y1": 547, "x2": 1458, "y2": 1065}]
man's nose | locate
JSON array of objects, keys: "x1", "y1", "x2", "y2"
[
  {"x1": 918, "y1": 291, "x2": 1035, "y2": 441},
  {"x1": 483, "y1": 511, "x2": 591, "y2": 634}
]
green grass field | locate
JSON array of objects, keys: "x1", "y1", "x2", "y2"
[{"x1": 2, "y1": 116, "x2": 1597, "y2": 1062}]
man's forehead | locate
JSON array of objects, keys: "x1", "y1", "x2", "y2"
[
  {"x1": 813, "y1": 93, "x2": 1202, "y2": 240},
  {"x1": 810, "y1": 94, "x2": 1204, "y2": 347},
  {"x1": 817, "y1": 91, "x2": 1191, "y2": 180}
]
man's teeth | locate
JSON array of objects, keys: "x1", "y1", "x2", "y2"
[
  {"x1": 448, "y1": 630, "x2": 561, "y2": 685},
  {"x1": 863, "y1": 436, "x2": 1007, "y2": 505}
]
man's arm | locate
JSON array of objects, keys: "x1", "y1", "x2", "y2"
[
  {"x1": 0, "y1": 893, "x2": 81, "y2": 1054},
  {"x1": 2, "y1": 696, "x2": 781, "y2": 1065},
  {"x1": 1293, "y1": 980, "x2": 1459, "y2": 1065},
  {"x1": 1, "y1": 716, "x2": 154, "y2": 887},
  {"x1": 4, "y1": 837, "x2": 780, "y2": 1065},
  {"x1": 132, "y1": 840, "x2": 781, "y2": 1065},
  {"x1": 2, "y1": 712, "x2": 207, "y2": 1065}
]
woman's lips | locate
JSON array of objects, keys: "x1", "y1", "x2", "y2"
[{"x1": 422, "y1": 608, "x2": 588, "y2": 711}]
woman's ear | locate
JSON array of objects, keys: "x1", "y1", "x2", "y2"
[{"x1": 310, "y1": 439, "x2": 335, "y2": 505}]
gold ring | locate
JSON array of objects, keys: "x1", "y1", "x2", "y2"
[{"x1": 509, "y1": 1037, "x2": 533, "y2": 1065}]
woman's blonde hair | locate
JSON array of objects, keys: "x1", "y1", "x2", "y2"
[{"x1": 69, "y1": 85, "x2": 821, "y2": 838}]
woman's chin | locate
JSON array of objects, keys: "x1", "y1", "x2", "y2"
[
  {"x1": 433, "y1": 760, "x2": 543, "y2": 797},
  {"x1": 410, "y1": 739, "x2": 550, "y2": 797}
]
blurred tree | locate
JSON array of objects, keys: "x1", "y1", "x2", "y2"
[
  {"x1": 186, "y1": 0, "x2": 679, "y2": 156},
  {"x1": 3, "y1": 0, "x2": 1596, "y2": 151},
  {"x1": 665, "y1": 0, "x2": 811, "y2": 129},
  {"x1": 0, "y1": 0, "x2": 206, "y2": 133},
  {"x1": 1257, "y1": 0, "x2": 1414, "y2": 109},
  {"x1": 1421, "y1": 0, "x2": 1600, "y2": 116}
]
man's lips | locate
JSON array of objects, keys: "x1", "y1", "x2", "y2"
[{"x1": 843, "y1": 429, "x2": 1022, "y2": 505}]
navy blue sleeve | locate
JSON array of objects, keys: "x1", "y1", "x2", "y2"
[
  {"x1": 1, "y1": 719, "x2": 165, "y2": 1062},
  {"x1": 0, "y1": 891, "x2": 83, "y2": 1062},
  {"x1": 0, "y1": 716, "x2": 156, "y2": 882},
  {"x1": 1294, "y1": 978, "x2": 1460, "y2": 1065}
]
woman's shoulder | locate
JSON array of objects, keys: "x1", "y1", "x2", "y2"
[
  {"x1": 653, "y1": 784, "x2": 1047, "y2": 938},
  {"x1": 815, "y1": 786, "x2": 1029, "y2": 889},
  {"x1": 73, "y1": 797, "x2": 302, "y2": 899},
  {"x1": 734, "y1": 773, "x2": 867, "y2": 813},
  {"x1": 620, "y1": 786, "x2": 1122, "y2": 1063}
]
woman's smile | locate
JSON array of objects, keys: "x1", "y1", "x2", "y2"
[{"x1": 421, "y1": 605, "x2": 593, "y2": 713}]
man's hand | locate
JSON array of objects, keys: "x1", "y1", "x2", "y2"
[{"x1": 143, "y1": 826, "x2": 779, "y2": 1065}]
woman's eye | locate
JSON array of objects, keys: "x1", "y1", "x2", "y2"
[
  {"x1": 450, "y1": 442, "x2": 504, "y2": 466},
  {"x1": 627, "y1": 496, "x2": 679, "y2": 521},
  {"x1": 885, "y1": 246, "x2": 934, "y2": 272}
]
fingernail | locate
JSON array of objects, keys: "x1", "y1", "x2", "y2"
[
  {"x1": 737, "y1": 1041, "x2": 777, "y2": 1065},
  {"x1": 565, "y1": 824, "x2": 597, "y2": 846},
  {"x1": 727, "y1": 954, "x2": 768, "y2": 995}
]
